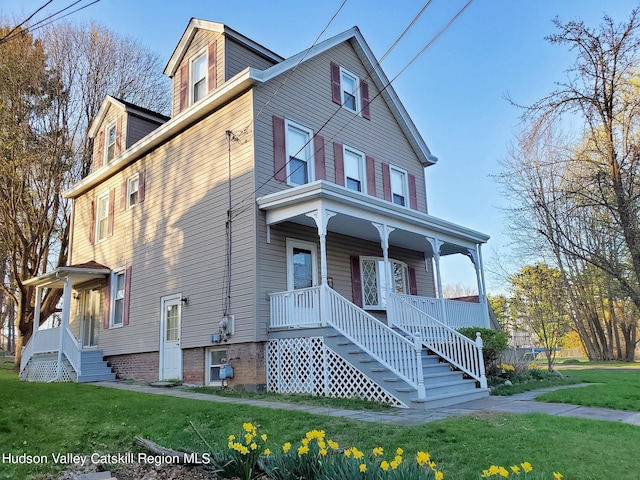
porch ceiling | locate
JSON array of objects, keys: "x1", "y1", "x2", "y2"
[
  {"x1": 23, "y1": 265, "x2": 111, "y2": 289},
  {"x1": 257, "y1": 181, "x2": 489, "y2": 254}
]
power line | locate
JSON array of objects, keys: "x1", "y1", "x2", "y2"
[
  {"x1": 0, "y1": 0, "x2": 102, "y2": 46},
  {"x1": 0, "y1": 0, "x2": 52, "y2": 43}
]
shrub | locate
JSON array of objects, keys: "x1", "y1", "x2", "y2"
[{"x1": 457, "y1": 327, "x2": 508, "y2": 375}]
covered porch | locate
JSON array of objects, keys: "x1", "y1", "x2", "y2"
[
  {"x1": 21, "y1": 262, "x2": 113, "y2": 382},
  {"x1": 258, "y1": 180, "x2": 491, "y2": 331}
]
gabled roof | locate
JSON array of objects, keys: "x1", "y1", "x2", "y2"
[
  {"x1": 87, "y1": 95, "x2": 169, "y2": 138},
  {"x1": 163, "y1": 18, "x2": 284, "y2": 78}
]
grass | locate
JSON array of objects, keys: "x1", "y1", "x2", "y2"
[{"x1": 2, "y1": 363, "x2": 640, "y2": 480}]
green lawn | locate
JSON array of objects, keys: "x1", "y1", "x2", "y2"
[{"x1": 1, "y1": 363, "x2": 640, "y2": 480}]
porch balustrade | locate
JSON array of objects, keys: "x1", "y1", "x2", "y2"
[
  {"x1": 392, "y1": 294, "x2": 488, "y2": 329},
  {"x1": 269, "y1": 286, "x2": 321, "y2": 328},
  {"x1": 20, "y1": 326, "x2": 82, "y2": 377}
]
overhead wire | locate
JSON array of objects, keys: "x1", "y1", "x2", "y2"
[
  {"x1": 230, "y1": 0, "x2": 466, "y2": 221},
  {"x1": 0, "y1": 0, "x2": 52, "y2": 43}
]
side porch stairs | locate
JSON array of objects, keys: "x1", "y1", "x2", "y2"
[{"x1": 20, "y1": 349, "x2": 115, "y2": 383}]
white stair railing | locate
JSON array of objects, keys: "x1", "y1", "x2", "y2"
[
  {"x1": 20, "y1": 326, "x2": 82, "y2": 379},
  {"x1": 388, "y1": 293, "x2": 487, "y2": 388},
  {"x1": 324, "y1": 286, "x2": 425, "y2": 397},
  {"x1": 269, "y1": 286, "x2": 321, "y2": 328},
  {"x1": 61, "y1": 327, "x2": 82, "y2": 376}
]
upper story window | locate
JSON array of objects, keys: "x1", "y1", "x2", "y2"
[
  {"x1": 390, "y1": 166, "x2": 408, "y2": 207},
  {"x1": 343, "y1": 146, "x2": 365, "y2": 193},
  {"x1": 360, "y1": 257, "x2": 408, "y2": 309},
  {"x1": 96, "y1": 191, "x2": 110, "y2": 242},
  {"x1": 105, "y1": 123, "x2": 117, "y2": 163},
  {"x1": 191, "y1": 52, "x2": 207, "y2": 104},
  {"x1": 286, "y1": 120, "x2": 314, "y2": 186},
  {"x1": 340, "y1": 67, "x2": 360, "y2": 113},
  {"x1": 127, "y1": 174, "x2": 139, "y2": 208}
]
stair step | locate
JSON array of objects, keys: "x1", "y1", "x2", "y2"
[
  {"x1": 371, "y1": 367, "x2": 389, "y2": 373},
  {"x1": 348, "y1": 349, "x2": 364, "y2": 354},
  {"x1": 78, "y1": 373, "x2": 116, "y2": 383},
  {"x1": 411, "y1": 388, "x2": 490, "y2": 409}
]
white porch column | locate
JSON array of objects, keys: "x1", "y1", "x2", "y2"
[
  {"x1": 306, "y1": 209, "x2": 336, "y2": 325},
  {"x1": 467, "y1": 246, "x2": 490, "y2": 329},
  {"x1": 31, "y1": 285, "x2": 43, "y2": 348},
  {"x1": 372, "y1": 223, "x2": 395, "y2": 318},
  {"x1": 477, "y1": 244, "x2": 490, "y2": 328},
  {"x1": 426, "y1": 237, "x2": 446, "y2": 324},
  {"x1": 56, "y1": 276, "x2": 73, "y2": 379}
]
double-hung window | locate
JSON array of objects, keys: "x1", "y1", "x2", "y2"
[
  {"x1": 207, "y1": 348, "x2": 227, "y2": 385},
  {"x1": 95, "y1": 191, "x2": 110, "y2": 242},
  {"x1": 340, "y1": 67, "x2": 360, "y2": 113},
  {"x1": 111, "y1": 270, "x2": 125, "y2": 327},
  {"x1": 343, "y1": 146, "x2": 365, "y2": 193},
  {"x1": 360, "y1": 257, "x2": 408, "y2": 309},
  {"x1": 127, "y1": 174, "x2": 139, "y2": 208},
  {"x1": 286, "y1": 120, "x2": 314, "y2": 186},
  {"x1": 191, "y1": 52, "x2": 207, "y2": 104},
  {"x1": 390, "y1": 166, "x2": 408, "y2": 207},
  {"x1": 105, "y1": 123, "x2": 117, "y2": 163}
]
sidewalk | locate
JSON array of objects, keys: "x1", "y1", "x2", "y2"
[{"x1": 92, "y1": 381, "x2": 640, "y2": 427}]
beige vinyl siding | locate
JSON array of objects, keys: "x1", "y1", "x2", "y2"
[
  {"x1": 170, "y1": 30, "x2": 224, "y2": 116},
  {"x1": 256, "y1": 220, "x2": 435, "y2": 337},
  {"x1": 72, "y1": 91, "x2": 257, "y2": 356},
  {"x1": 126, "y1": 115, "x2": 164, "y2": 148},
  {"x1": 225, "y1": 37, "x2": 279, "y2": 79},
  {"x1": 252, "y1": 40, "x2": 428, "y2": 213}
]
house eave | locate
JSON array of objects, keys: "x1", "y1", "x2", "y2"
[
  {"x1": 65, "y1": 68, "x2": 260, "y2": 199},
  {"x1": 256, "y1": 181, "x2": 489, "y2": 245},
  {"x1": 23, "y1": 267, "x2": 111, "y2": 289}
]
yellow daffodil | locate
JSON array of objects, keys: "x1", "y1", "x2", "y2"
[
  {"x1": 396, "y1": 447, "x2": 404, "y2": 455},
  {"x1": 298, "y1": 445, "x2": 309, "y2": 456},
  {"x1": 381, "y1": 461, "x2": 390, "y2": 471},
  {"x1": 282, "y1": 442, "x2": 291, "y2": 453},
  {"x1": 553, "y1": 472, "x2": 564, "y2": 480},
  {"x1": 489, "y1": 465, "x2": 500, "y2": 475},
  {"x1": 359, "y1": 463, "x2": 367, "y2": 473},
  {"x1": 263, "y1": 448, "x2": 271, "y2": 456},
  {"x1": 498, "y1": 466, "x2": 509, "y2": 478},
  {"x1": 327, "y1": 439, "x2": 339, "y2": 450},
  {"x1": 521, "y1": 462, "x2": 533, "y2": 473},
  {"x1": 261, "y1": 434, "x2": 268, "y2": 441},
  {"x1": 511, "y1": 465, "x2": 521, "y2": 474},
  {"x1": 373, "y1": 446, "x2": 384, "y2": 456},
  {"x1": 435, "y1": 471, "x2": 444, "y2": 480},
  {"x1": 320, "y1": 448, "x2": 328, "y2": 456},
  {"x1": 416, "y1": 451, "x2": 431, "y2": 466}
]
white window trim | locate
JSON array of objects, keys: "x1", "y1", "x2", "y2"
[
  {"x1": 285, "y1": 119, "x2": 315, "y2": 187},
  {"x1": 390, "y1": 165, "x2": 409, "y2": 207},
  {"x1": 206, "y1": 347, "x2": 227, "y2": 386},
  {"x1": 340, "y1": 66, "x2": 361, "y2": 114},
  {"x1": 110, "y1": 268, "x2": 126, "y2": 328},
  {"x1": 360, "y1": 256, "x2": 409, "y2": 310},
  {"x1": 343, "y1": 145, "x2": 366, "y2": 194},
  {"x1": 95, "y1": 190, "x2": 110, "y2": 243},
  {"x1": 126, "y1": 174, "x2": 139, "y2": 209},
  {"x1": 104, "y1": 121, "x2": 117, "y2": 164},
  {"x1": 286, "y1": 238, "x2": 318, "y2": 290},
  {"x1": 190, "y1": 49, "x2": 208, "y2": 105}
]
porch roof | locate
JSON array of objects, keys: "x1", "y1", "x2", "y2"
[
  {"x1": 23, "y1": 261, "x2": 111, "y2": 289},
  {"x1": 257, "y1": 181, "x2": 489, "y2": 254}
]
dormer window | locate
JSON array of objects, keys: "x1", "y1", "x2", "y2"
[
  {"x1": 105, "y1": 123, "x2": 117, "y2": 163},
  {"x1": 191, "y1": 52, "x2": 207, "y2": 104}
]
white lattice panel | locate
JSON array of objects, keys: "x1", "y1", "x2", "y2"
[
  {"x1": 266, "y1": 337, "x2": 403, "y2": 407},
  {"x1": 22, "y1": 359, "x2": 74, "y2": 382}
]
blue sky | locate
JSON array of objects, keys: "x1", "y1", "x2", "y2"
[{"x1": 2, "y1": 0, "x2": 639, "y2": 293}]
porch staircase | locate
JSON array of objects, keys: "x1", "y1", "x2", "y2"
[
  {"x1": 324, "y1": 331, "x2": 488, "y2": 409},
  {"x1": 20, "y1": 349, "x2": 115, "y2": 383}
]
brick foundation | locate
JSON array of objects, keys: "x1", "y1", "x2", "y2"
[
  {"x1": 105, "y1": 351, "x2": 159, "y2": 383},
  {"x1": 182, "y1": 347, "x2": 205, "y2": 385},
  {"x1": 225, "y1": 342, "x2": 266, "y2": 391}
]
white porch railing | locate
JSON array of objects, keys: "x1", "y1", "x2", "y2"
[
  {"x1": 269, "y1": 286, "x2": 321, "y2": 327},
  {"x1": 393, "y1": 294, "x2": 487, "y2": 329},
  {"x1": 388, "y1": 293, "x2": 487, "y2": 388},
  {"x1": 270, "y1": 285, "x2": 426, "y2": 397},
  {"x1": 20, "y1": 326, "x2": 82, "y2": 378}
]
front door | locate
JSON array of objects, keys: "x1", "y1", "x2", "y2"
[
  {"x1": 160, "y1": 296, "x2": 182, "y2": 380},
  {"x1": 286, "y1": 239, "x2": 319, "y2": 324},
  {"x1": 81, "y1": 289, "x2": 100, "y2": 347}
]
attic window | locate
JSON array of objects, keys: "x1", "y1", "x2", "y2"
[
  {"x1": 105, "y1": 123, "x2": 117, "y2": 163},
  {"x1": 340, "y1": 67, "x2": 360, "y2": 113},
  {"x1": 191, "y1": 52, "x2": 207, "y2": 104}
]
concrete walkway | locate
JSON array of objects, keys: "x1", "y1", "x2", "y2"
[{"x1": 91, "y1": 381, "x2": 640, "y2": 427}]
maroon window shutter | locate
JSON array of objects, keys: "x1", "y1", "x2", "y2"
[
  {"x1": 89, "y1": 199, "x2": 96, "y2": 245},
  {"x1": 123, "y1": 266, "x2": 132, "y2": 325},
  {"x1": 94, "y1": 130, "x2": 104, "y2": 170},
  {"x1": 330, "y1": 62, "x2": 341, "y2": 105},
  {"x1": 115, "y1": 115, "x2": 123, "y2": 156},
  {"x1": 333, "y1": 142, "x2": 344, "y2": 186},
  {"x1": 120, "y1": 180, "x2": 127, "y2": 211},
  {"x1": 408, "y1": 266, "x2": 418, "y2": 296},
  {"x1": 350, "y1": 255, "x2": 363, "y2": 308},
  {"x1": 273, "y1": 116, "x2": 287, "y2": 181},
  {"x1": 314, "y1": 135, "x2": 325, "y2": 181},
  {"x1": 408, "y1": 173, "x2": 418, "y2": 210},
  {"x1": 107, "y1": 188, "x2": 115, "y2": 237},
  {"x1": 138, "y1": 170, "x2": 146, "y2": 203},
  {"x1": 361, "y1": 80, "x2": 371, "y2": 120},
  {"x1": 208, "y1": 40, "x2": 217, "y2": 92},
  {"x1": 381, "y1": 162, "x2": 391, "y2": 201},
  {"x1": 103, "y1": 284, "x2": 110, "y2": 329},
  {"x1": 366, "y1": 156, "x2": 376, "y2": 196},
  {"x1": 179, "y1": 64, "x2": 188, "y2": 112}
]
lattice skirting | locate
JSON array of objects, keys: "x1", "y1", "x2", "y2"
[
  {"x1": 266, "y1": 337, "x2": 404, "y2": 407},
  {"x1": 21, "y1": 359, "x2": 74, "y2": 382}
]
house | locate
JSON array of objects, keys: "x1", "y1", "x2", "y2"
[{"x1": 21, "y1": 18, "x2": 492, "y2": 408}]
